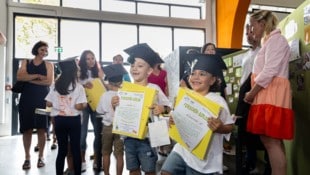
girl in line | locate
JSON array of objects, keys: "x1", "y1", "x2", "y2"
[{"x1": 45, "y1": 57, "x2": 87, "y2": 175}]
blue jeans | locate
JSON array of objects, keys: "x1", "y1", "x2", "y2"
[
  {"x1": 161, "y1": 151, "x2": 214, "y2": 175},
  {"x1": 80, "y1": 105, "x2": 100, "y2": 153},
  {"x1": 124, "y1": 137, "x2": 158, "y2": 173}
]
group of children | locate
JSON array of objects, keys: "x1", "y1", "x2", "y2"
[{"x1": 45, "y1": 42, "x2": 234, "y2": 175}]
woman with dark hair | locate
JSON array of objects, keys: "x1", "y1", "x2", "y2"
[
  {"x1": 17, "y1": 41, "x2": 54, "y2": 170},
  {"x1": 78, "y1": 50, "x2": 104, "y2": 171},
  {"x1": 45, "y1": 57, "x2": 87, "y2": 175}
]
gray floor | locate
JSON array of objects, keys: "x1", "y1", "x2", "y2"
[{"x1": 0, "y1": 133, "x2": 266, "y2": 175}]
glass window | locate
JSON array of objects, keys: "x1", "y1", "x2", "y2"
[
  {"x1": 19, "y1": 0, "x2": 59, "y2": 6},
  {"x1": 15, "y1": 16, "x2": 58, "y2": 60},
  {"x1": 60, "y1": 20, "x2": 99, "y2": 60},
  {"x1": 102, "y1": 0, "x2": 135, "y2": 14},
  {"x1": 139, "y1": 26, "x2": 172, "y2": 58},
  {"x1": 171, "y1": 6, "x2": 201, "y2": 19},
  {"x1": 138, "y1": 3, "x2": 169, "y2": 17},
  {"x1": 174, "y1": 28, "x2": 205, "y2": 49},
  {"x1": 101, "y1": 23, "x2": 137, "y2": 62},
  {"x1": 62, "y1": 0, "x2": 99, "y2": 11}
]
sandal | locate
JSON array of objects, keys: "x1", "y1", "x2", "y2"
[
  {"x1": 51, "y1": 143, "x2": 57, "y2": 150},
  {"x1": 37, "y1": 158, "x2": 45, "y2": 168},
  {"x1": 34, "y1": 145, "x2": 39, "y2": 152},
  {"x1": 22, "y1": 160, "x2": 31, "y2": 170}
]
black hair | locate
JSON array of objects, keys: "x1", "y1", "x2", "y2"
[
  {"x1": 54, "y1": 64, "x2": 78, "y2": 95},
  {"x1": 209, "y1": 78, "x2": 221, "y2": 92},
  {"x1": 201, "y1": 43, "x2": 216, "y2": 53},
  {"x1": 79, "y1": 50, "x2": 100, "y2": 80},
  {"x1": 31, "y1": 41, "x2": 48, "y2": 56}
]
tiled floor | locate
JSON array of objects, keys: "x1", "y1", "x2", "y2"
[{"x1": 0, "y1": 133, "x2": 266, "y2": 175}]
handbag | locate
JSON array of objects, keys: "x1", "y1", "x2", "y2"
[
  {"x1": 11, "y1": 60, "x2": 29, "y2": 93},
  {"x1": 11, "y1": 81, "x2": 26, "y2": 93}
]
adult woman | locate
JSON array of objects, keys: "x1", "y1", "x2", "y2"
[
  {"x1": 244, "y1": 10, "x2": 294, "y2": 175},
  {"x1": 79, "y1": 50, "x2": 104, "y2": 171},
  {"x1": 17, "y1": 41, "x2": 54, "y2": 170}
]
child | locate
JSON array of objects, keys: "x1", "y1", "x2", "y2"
[
  {"x1": 45, "y1": 57, "x2": 87, "y2": 175},
  {"x1": 161, "y1": 54, "x2": 234, "y2": 175},
  {"x1": 96, "y1": 63, "x2": 128, "y2": 175},
  {"x1": 112, "y1": 43, "x2": 171, "y2": 175}
]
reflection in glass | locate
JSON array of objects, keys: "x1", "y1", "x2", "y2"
[
  {"x1": 15, "y1": 16, "x2": 58, "y2": 60},
  {"x1": 101, "y1": 23, "x2": 137, "y2": 62},
  {"x1": 139, "y1": 26, "x2": 172, "y2": 58},
  {"x1": 61, "y1": 20, "x2": 99, "y2": 60}
]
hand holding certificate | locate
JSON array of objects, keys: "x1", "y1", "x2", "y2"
[
  {"x1": 84, "y1": 78, "x2": 106, "y2": 111},
  {"x1": 112, "y1": 82, "x2": 157, "y2": 139},
  {"x1": 169, "y1": 87, "x2": 222, "y2": 160}
]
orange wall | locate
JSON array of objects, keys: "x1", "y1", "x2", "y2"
[{"x1": 216, "y1": 0, "x2": 251, "y2": 48}]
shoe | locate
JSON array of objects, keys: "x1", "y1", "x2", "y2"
[
  {"x1": 81, "y1": 162, "x2": 87, "y2": 172},
  {"x1": 63, "y1": 168, "x2": 74, "y2": 175},
  {"x1": 34, "y1": 145, "x2": 39, "y2": 152},
  {"x1": 90, "y1": 154, "x2": 95, "y2": 160},
  {"x1": 223, "y1": 165, "x2": 229, "y2": 172},
  {"x1": 51, "y1": 143, "x2": 57, "y2": 150},
  {"x1": 249, "y1": 167, "x2": 259, "y2": 174},
  {"x1": 37, "y1": 158, "x2": 45, "y2": 168},
  {"x1": 22, "y1": 160, "x2": 31, "y2": 170}
]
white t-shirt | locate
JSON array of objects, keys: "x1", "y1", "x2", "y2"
[
  {"x1": 172, "y1": 92, "x2": 234, "y2": 174},
  {"x1": 148, "y1": 83, "x2": 172, "y2": 108},
  {"x1": 96, "y1": 90, "x2": 117, "y2": 126},
  {"x1": 240, "y1": 47, "x2": 260, "y2": 85},
  {"x1": 79, "y1": 70, "x2": 95, "y2": 85},
  {"x1": 45, "y1": 83, "x2": 87, "y2": 117}
]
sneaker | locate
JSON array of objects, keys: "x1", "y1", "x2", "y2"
[
  {"x1": 223, "y1": 165, "x2": 229, "y2": 172},
  {"x1": 63, "y1": 168, "x2": 74, "y2": 175},
  {"x1": 51, "y1": 143, "x2": 57, "y2": 150},
  {"x1": 34, "y1": 146, "x2": 39, "y2": 152},
  {"x1": 81, "y1": 162, "x2": 87, "y2": 172},
  {"x1": 249, "y1": 167, "x2": 259, "y2": 174}
]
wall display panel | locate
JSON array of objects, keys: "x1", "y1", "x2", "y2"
[{"x1": 60, "y1": 20, "x2": 99, "y2": 60}]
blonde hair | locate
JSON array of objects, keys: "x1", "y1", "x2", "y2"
[{"x1": 251, "y1": 10, "x2": 278, "y2": 36}]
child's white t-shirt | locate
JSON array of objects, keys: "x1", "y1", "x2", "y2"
[
  {"x1": 172, "y1": 92, "x2": 234, "y2": 174},
  {"x1": 45, "y1": 83, "x2": 87, "y2": 117},
  {"x1": 96, "y1": 90, "x2": 117, "y2": 126}
]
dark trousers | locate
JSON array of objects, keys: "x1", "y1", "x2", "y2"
[
  {"x1": 54, "y1": 115, "x2": 81, "y2": 175},
  {"x1": 94, "y1": 116, "x2": 103, "y2": 172}
]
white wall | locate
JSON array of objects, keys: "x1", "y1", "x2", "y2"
[{"x1": 0, "y1": 0, "x2": 12, "y2": 136}]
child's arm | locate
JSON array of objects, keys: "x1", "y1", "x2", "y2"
[
  {"x1": 75, "y1": 103, "x2": 87, "y2": 111},
  {"x1": 207, "y1": 117, "x2": 234, "y2": 134},
  {"x1": 149, "y1": 104, "x2": 171, "y2": 116},
  {"x1": 111, "y1": 95, "x2": 120, "y2": 110}
]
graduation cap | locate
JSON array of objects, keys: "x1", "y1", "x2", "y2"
[
  {"x1": 124, "y1": 43, "x2": 163, "y2": 67},
  {"x1": 102, "y1": 64, "x2": 128, "y2": 83},
  {"x1": 189, "y1": 54, "x2": 224, "y2": 77},
  {"x1": 58, "y1": 56, "x2": 78, "y2": 72}
]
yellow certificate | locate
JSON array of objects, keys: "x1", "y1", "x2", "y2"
[
  {"x1": 112, "y1": 82, "x2": 157, "y2": 139},
  {"x1": 169, "y1": 87, "x2": 222, "y2": 160},
  {"x1": 84, "y1": 78, "x2": 106, "y2": 111}
]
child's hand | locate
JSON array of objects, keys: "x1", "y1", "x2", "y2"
[
  {"x1": 111, "y1": 96, "x2": 120, "y2": 109},
  {"x1": 207, "y1": 117, "x2": 223, "y2": 132},
  {"x1": 84, "y1": 82, "x2": 93, "y2": 89},
  {"x1": 149, "y1": 104, "x2": 164, "y2": 116}
]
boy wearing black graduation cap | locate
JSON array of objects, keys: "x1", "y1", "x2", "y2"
[
  {"x1": 111, "y1": 43, "x2": 171, "y2": 175},
  {"x1": 96, "y1": 64, "x2": 128, "y2": 175},
  {"x1": 45, "y1": 57, "x2": 87, "y2": 175},
  {"x1": 161, "y1": 54, "x2": 234, "y2": 175}
]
